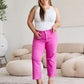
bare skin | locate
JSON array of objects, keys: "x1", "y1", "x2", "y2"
[
  {"x1": 27, "y1": 5, "x2": 41, "y2": 39},
  {"x1": 27, "y1": 0, "x2": 61, "y2": 84}
]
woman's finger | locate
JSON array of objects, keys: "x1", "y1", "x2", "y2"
[{"x1": 38, "y1": 32, "x2": 41, "y2": 35}]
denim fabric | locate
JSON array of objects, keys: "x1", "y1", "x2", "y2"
[{"x1": 32, "y1": 28, "x2": 58, "y2": 80}]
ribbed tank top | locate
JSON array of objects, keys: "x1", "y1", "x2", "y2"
[{"x1": 34, "y1": 6, "x2": 56, "y2": 31}]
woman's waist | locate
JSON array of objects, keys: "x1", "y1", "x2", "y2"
[
  {"x1": 34, "y1": 24, "x2": 54, "y2": 31},
  {"x1": 35, "y1": 28, "x2": 52, "y2": 32},
  {"x1": 34, "y1": 26, "x2": 53, "y2": 32},
  {"x1": 34, "y1": 21, "x2": 55, "y2": 25}
]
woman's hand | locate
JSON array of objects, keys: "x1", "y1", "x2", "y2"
[
  {"x1": 34, "y1": 31, "x2": 41, "y2": 39},
  {"x1": 51, "y1": 24, "x2": 57, "y2": 33}
]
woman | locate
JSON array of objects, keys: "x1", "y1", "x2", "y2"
[{"x1": 27, "y1": 0, "x2": 61, "y2": 84}]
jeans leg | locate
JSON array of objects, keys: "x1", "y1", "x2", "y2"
[
  {"x1": 32, "y1": 36, "x2": 45, "y2": 80},
  {"x1": 45, "y1": 31, "x2": 58, "y2": 77}
]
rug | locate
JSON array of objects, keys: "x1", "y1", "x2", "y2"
[{"x1": 0, "y1": 67, "x2": 84, "y2": 84}]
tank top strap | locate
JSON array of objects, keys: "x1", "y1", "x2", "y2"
[{"x1": 50, "y1": 6, "x2": 54, "y2": 11}]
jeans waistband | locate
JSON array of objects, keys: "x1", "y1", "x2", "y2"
[{"x1": 35, "y1": 28, "x2": 52, "y2": 33}]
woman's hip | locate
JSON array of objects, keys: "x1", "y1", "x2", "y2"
[{"x1": 33, "y1": 28, "x2": 58, "y2": 40}]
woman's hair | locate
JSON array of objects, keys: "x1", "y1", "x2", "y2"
[{"x1": 38, "y1": 0, "x2": 52, "y2": 21}]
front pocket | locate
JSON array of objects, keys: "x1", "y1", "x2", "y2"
[
  {"x1": 52, "y1": 30, "x2": 57, "y2": 34},
  {"x1": 34, "y1": 34, "x2": 42, "y2": 40}
]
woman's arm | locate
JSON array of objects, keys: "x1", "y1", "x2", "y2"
[
  {"x1": 53, "y1": 6, "x2": 61, "y2": 28},
  {"x1": 27, "y1": 5, "x2": 38, "y2": 34}
]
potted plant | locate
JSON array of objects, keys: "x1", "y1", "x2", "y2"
[
  {"x1": 0, "y1": 0, "x2": 8, "y2": 62},
  {"x1": 0, "y1": 0, "x2": 7, "y2": 33}
]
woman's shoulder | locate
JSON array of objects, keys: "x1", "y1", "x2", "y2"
[
  {"x1": 30, "y1": 5, "x2": 39, "y2": 13},
  {"x1": 52, "y1": 5, "x2": 57, "y2": 8},
  {"x1": 52, "y1": 6, "x2": 59, "y2": 12},
  {"x1": 34, "y1": 5, "x2": 39, "y2": 11}
]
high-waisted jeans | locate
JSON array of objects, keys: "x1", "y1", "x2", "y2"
[{"x1": 32, "y1": 28, "x2": 58, "y2": 80}]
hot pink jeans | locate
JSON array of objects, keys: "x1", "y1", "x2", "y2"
[{"x1": 32, "y1": 28, "x2": 58, "y2": 80}]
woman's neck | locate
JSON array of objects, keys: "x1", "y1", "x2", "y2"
[{"x1": 43, "y1": 4, "x2": 50, "y2": 9}]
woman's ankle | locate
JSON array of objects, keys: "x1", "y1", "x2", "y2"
[
  {"x1": 48, "y1": 79, "x2": 53, "y2": 84},
  {"x1": 48, "y1": 77, "x2": 53, "y2": 81},
  {"x1": 36, "y1": 79, "x2": 42, "y2": 84}
]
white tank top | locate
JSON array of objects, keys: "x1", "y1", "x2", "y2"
[{"x1": 34, "y1": 6, "x2": 56, "y2": 31}]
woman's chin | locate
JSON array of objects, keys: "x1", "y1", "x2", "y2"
[{"x1": 43, "y1": 2, "x2": 47, "y2": 5}]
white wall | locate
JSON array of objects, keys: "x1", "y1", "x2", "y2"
[
  {"x1": 3, "y1": 0, "x2": 84, "y2": 62},
  {"x1": 54, "y1": 0, "x2": 84, "y2": 27}
]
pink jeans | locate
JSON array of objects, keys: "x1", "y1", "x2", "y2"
[{"x1": 32, "y1": 28, "x2": 58, "y2": 80}]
